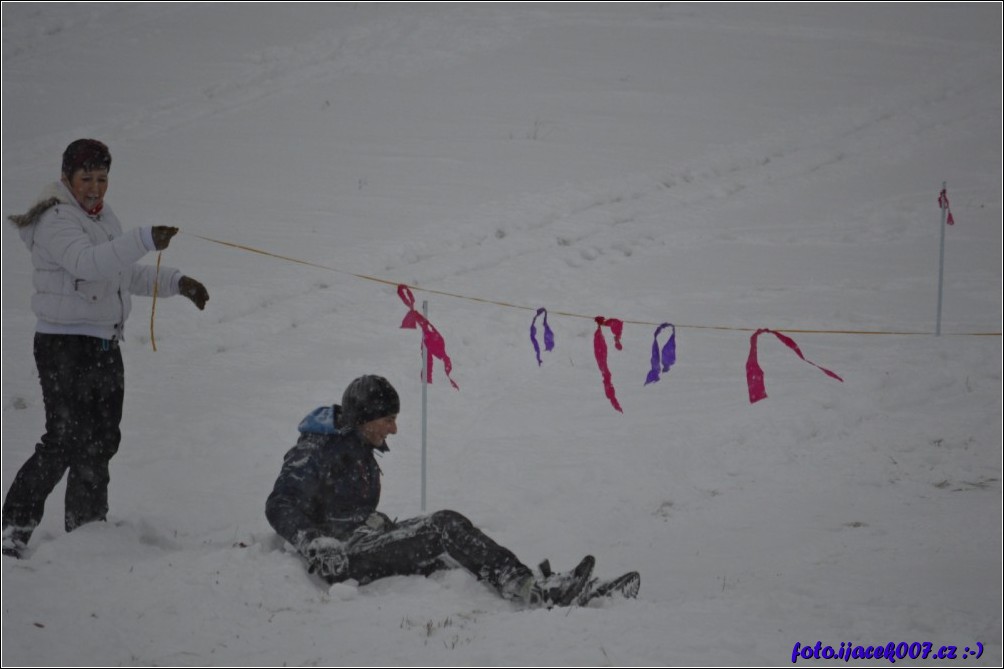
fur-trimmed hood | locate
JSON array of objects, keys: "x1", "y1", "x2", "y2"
[{"x1": 8, "y1": 182, "x2": 73, "y2": 229}]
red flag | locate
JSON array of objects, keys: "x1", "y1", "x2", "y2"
[
  {"x1": 594, "y1": 316, "x2": 625, "y2": 412},
  {"x1": 938, "y1": 189, "x2": 955, "y2": 226},
  {"x1": 746, "y1": 329, "x2": 843, "y2": 403},
  {"x1": 397, "y1": 285, "x2": 459, "y2": 389}
]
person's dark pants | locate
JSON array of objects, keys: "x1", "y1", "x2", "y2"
[
  {"x1": 2, "y1": 333, "x2": 124, "y2": 544},
  {"x1": 341, "y1": 510, "x2": 532, "y2": 593}
]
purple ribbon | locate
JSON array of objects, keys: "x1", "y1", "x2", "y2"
[
  {"x1": 644, "y1": 323, "x2": 676, "y2": 385},
  {"x1": 530, "y1": 307, "x2": 555, "y2": 366}
]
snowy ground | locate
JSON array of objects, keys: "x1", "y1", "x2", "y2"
[{"x1": 1, "y1": 3, "x2": 1001, "y2": 666}]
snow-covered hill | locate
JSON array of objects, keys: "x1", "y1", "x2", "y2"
[{"x1": 2, "y1": 4, "x2": 1000, "y2": 666}]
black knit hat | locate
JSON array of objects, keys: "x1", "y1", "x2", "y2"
[
  {"x1": 340, "y1": 375, "x2": 400, "y2": 427},
  {"x1": 62, "y1": 139, "x2": 111, "y2": 178}
]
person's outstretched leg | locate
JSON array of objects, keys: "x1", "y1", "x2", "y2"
[{"x1": 341, "y1": 510, "x2": 534, "y2": 596}]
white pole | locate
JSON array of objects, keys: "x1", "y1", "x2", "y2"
[
  {"x1": 936, "y1": 181, "x2": 947, "y2": 336},
  {"x1": 421, "y1": 300, "x2": 428, "y2": 511}
]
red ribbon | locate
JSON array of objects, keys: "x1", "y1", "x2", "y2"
[
  {"x1": 938, "y1": 189, "x2": 955, "y2": 226},
  {"x1": 397, "y1": 285, "x2": 459, "y2": 389},
  {"x1": 746, "y1": 328, "x2": 842, "y2": 403},
  {"x1": 594, "y1": 316, "x2": 625, "y2": 412}
]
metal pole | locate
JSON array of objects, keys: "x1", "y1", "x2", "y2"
[
  {"x1": 421, "y1": 300, "x2": 428, "y2": 511},
  {"x1": 936, "y1": 181, "x2": 947, "y2": 336}
]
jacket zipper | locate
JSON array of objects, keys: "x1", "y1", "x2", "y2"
[{"x1": 102, "y1": 223, "x2": 125, "y2": 339}]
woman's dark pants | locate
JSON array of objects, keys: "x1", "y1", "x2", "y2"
[{"x1": 2, "y1": 334, "x2": 124, "y2": 544}]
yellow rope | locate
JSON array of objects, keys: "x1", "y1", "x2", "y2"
[{"x1": 187, "y1": 233, "x2": 1002, "y2": 338}]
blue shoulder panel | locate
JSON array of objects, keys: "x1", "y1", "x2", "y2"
[{"x1": 298, "y1": 405, "x2": 338, "y2": 435}]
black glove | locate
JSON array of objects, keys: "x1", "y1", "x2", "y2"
[
  {"x1": 299, "y1": 536, "x2": 348, "y2": 581},
  {"x1": 151, "y1": 226, "x2": 179, "y2": 250},
  {"x1": 178, "y1": 276, "x2": 209, "y2": 310}
]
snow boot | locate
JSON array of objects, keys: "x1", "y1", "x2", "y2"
[
  {"x1": 501, "y1": 572, "x2": 540, "y2": 606},
  {"x1": 2, "y1": 525, "x2": 29, "y2": 559},
  {"x1": 577, "y1": 571, "x2": 641, "y2": 605},
  {"x1": 535, "y1": 555, "x2": 595, "y2": 607}
]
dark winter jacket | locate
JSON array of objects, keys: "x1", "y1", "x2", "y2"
[{"x1": 265, "y1": 405, "x2": 387, "y2": 548}]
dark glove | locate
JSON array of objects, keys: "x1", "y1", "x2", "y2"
[
  {"x1": 178, "y1": 276, "x2": 209, "y2": 310},
  {"x1": 299, "y1": 536, "x2": 348, "y2": 581},
  {"x1": 151, "y1": 226, "x2": 179, "y2": 250}
]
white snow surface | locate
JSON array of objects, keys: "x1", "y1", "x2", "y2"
[{"x1": 1, "y1": 3, "x2": 1001, "y2": 666}]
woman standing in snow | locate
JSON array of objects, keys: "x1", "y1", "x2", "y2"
[
  {"x1": 266, "y1": 375, "x2": 636, "y2": 608},
  {"x1": 1, "y1": 139, "x2": 210, "y2": 559}
]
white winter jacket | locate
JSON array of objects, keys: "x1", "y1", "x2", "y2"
[{"x1": 15, "y1": 182, "x2": 182, "y2": 341}]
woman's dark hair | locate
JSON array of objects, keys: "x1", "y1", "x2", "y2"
[{"x1": 61, "y1": 139, "x2": 111, "y2": 178}]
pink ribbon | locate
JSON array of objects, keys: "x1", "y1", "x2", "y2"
[
  {"x1": 938, "y1": 189, "x2": 955, "y2": 226},
  {"x1": 594, "y1": 316, "x2": 625, "y2": 412},
  {"x1": 746, "y1": 328, "x2": 842, "y2": 403},
  {"x1": 397, "y1": 285, "x2": 459, "y2": 389}
]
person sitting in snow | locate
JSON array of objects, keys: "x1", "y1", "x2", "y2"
[
  {"x1": 265, "y1": 375, "x2": 622, "y2": 608},
  {"x1": 2, "y1": 139, "x2": 210, "y2": 559}
]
